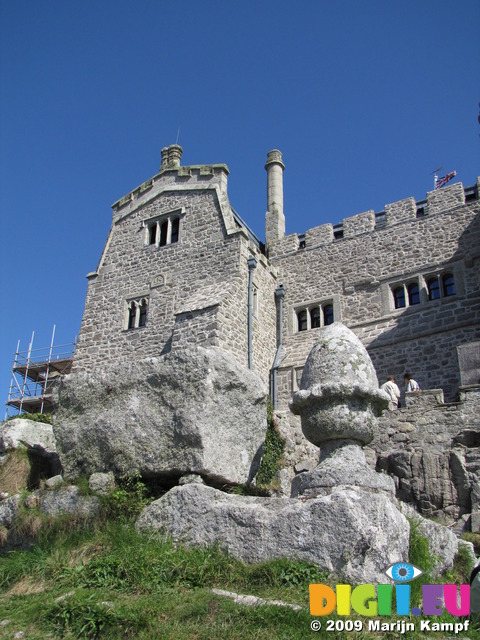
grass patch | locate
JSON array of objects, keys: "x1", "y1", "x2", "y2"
[
  {"x1": 463, "y1": 531, "x2": 480, "y2": 555},
  {"x1": 1, "y1": 519, "x2": 479, "y2": 640},
  {"x1": 0, "y1": 449, "x2": 31, "y2": 494}
]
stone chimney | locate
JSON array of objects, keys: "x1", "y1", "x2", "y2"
[
  {"x1": 265, "y1": 149, "x2": 285, "y2": 248},
  {"x1": 161, "y1": 147, "x2": 169, "y2": 168},
  {"x1": 161, "y1": 144, "x2": 183, "y2": 170}
]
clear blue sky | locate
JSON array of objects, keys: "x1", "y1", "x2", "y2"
[{"x1": 1, "y1": 0, "x2": 479, "y2": 414}]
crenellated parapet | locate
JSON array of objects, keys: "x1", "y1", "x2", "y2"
[{"x1": 268, "y1": 179, "x2": 479, "y2": 258}]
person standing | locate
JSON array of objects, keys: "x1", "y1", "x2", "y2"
[
  {"x1": 381, "y1": 375, "x2": 401, "y2": 410},
  {"x1": 404, "y1": 372, "x2": 420, "y2": 393}
]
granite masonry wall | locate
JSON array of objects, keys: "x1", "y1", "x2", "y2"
[
  {"x1": 271, "y1": 179, "x2": 480, "y2": 404},
  {"x1": 371, "y1": 385, "x2": 480, "y2": 530},
  {"x1": 74, "y1": 162, "x2": 277, "y2": 382},
  {"x1": 73, "y1": 148, "x2": 479, "y2": 410}
]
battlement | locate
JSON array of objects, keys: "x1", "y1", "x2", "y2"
[
  {"x1": 112, "y1": 151, "x2": 229, "y2": 221},
  {"x1": 271, "y1": 178, "x2": 480, "y2": 258}
]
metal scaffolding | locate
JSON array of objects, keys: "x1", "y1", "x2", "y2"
[{"x1": 4, "y1": 326, "x2": 76, "y2": 420}]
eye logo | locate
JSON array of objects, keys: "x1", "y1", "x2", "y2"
[{"x1": 385, "y1": 562, "x2": 423, "y2": 583}]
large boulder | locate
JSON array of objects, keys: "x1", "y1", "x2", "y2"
[
  {"x1": 136, "y1": 482, "x2": 410, "y2": 584},
  {"x1": 0, "y1": 418, "x2": 58, "y2": 459},
  {"x1": 0, "y1": 418, "x2": 62, "y2": 485},
  {"x1": 53, "y1": 346, "x2": 267, "y2": 485}
]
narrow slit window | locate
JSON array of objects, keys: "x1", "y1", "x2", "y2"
[
  {"x1": 393, "y1": 287, "x2": 406, "y2": 309},
  {"x1": 297, "y1": 310, "x2": 307, "y2": 332},
  {"x1": 310, "y1": 307, "x2": 321, "y2": 328},
  {"x1": 148, "y1": 224, "x2": 157, "y2": 245},
  {"x1": 427, "y1": 277, "x2": 440, "y2": 301},
  {"x1": 407, "y1": 282, "x2": 420, "y2": 305},
  {"x1": 171, "y1": 218, "x2": 180, "y2": 244},
  {"x1": 128, "y1": 303, "x2": 136, "y2": 329},
  {"x1": 138, "y1": 300, "x2": 148, "y2": 327},
  {"x1": 159, "y1": 220, "x2": 168, "y2": 247},
  {"x1": 323, "y1": 304, "x2": 334, "y2": 326},
  {"x1": 442, "y1": 273, "x2": 456, "y2": 297}
]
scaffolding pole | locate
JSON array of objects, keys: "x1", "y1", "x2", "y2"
[{"x1": 4, "y1": 327, "x2": 76, "y2": 420}]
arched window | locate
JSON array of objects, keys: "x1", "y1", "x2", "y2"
[
  {"x1": 442, "y1": 273, "x2": 456, "y2": 297},
  {"x1": 323, "y1": 304, "x2": 334, "y2": 326},
  {"x1": 126, "y1": 297, "x2": 148, "y2": 330},
  {"x1": 393, "y1": 287, "x2": 406, "y2": 309},
  {"x1": 427, "y1": 277, "x2": 440, "y2": 301},
  {"x1": 171, "y1": 217, "x2": 180, "y2": 244},
  {"x1": 297, "y1": 310, "x2": 307, "y2": 332},
  {"x1": 407, "y1": 282, "x2": 420, "y2": 305},
  {"x1": 159, "y1": 220, "x2": 168, "y2": 247},
  {"x1": 310, "y1": 307, "x2": 320, "y2": 328},
  {"x1": 127, "y1": 302, "x2": 137, "y2": 329},
  {"x1": 138, "y1": 299, "x2": 148, "y2": 327},
  {"x1": 148, "y1": 224, "x2": 157, "y2": 245}
]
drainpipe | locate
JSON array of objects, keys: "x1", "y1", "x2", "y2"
[
  {"x1": 247, "y1": 256, "x2": 257, "y2": 369},
  {"x1": 271, "y1": 284, "x2": 286, "y2": 408}
]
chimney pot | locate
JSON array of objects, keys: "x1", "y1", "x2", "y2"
[{"x1": 167, "y1": 144, "x2": 183, "y2": 167}]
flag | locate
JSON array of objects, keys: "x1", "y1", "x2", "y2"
[{"x1": 435, "y1": 171, "x2": 457, "y2": 189}]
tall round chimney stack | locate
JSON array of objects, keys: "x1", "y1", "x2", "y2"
[{"x1": 265, "y1": 149, "x2": 286, "y2": 248}]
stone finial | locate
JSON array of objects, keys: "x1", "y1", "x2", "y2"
[
  {"x1": 290, "y1": 323, "x2": 392, "y2": 498},
  {"x1": 290, "y1": 323, "x2": 388, "y2": 446}
]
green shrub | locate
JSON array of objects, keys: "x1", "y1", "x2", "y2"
[
  {"x1": 5, "y1": 412, "x2": 53, "y2": 425},
  {"x1": 256, "y1": 400, "x2": 285, "y2": 486},
  {"x1": 408, "y1": 518, "x2": 436, "y2": 605},
  {"x1": 99, "y1": 474, "x2": 150, "y2": 522}
]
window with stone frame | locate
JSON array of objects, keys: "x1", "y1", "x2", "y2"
[
  {"x1": 125, "y1": 297, "x2": 149, "y2": 330},
  {"x1": 296, "y1": 300, "x2": 335, "y2": 332},
  {"x1": 323, "y1": 304, "x2": 334, "y2": 325},
  {"x1": 407, "y1": 282, "x2": 420, "y2": 305},
  {"x1": 145, "y1": 212, "x2": 182, "y2": 248},
  {"x1": 392, "y1": 286, "x2": 406, "y2": 309},
  {"x1": 297, "y1": 309, "x2": 308, "y2": 332},
  {"x1": 390, "y1": 270, "x2": 457, "y2": 311},
  {"x1": 427, "y1": 276, "x2": 441, "y2": 300},
  {"x1": 426, "y1": 272, "x2": 456, "y2": 300},
  {"x1": 442, "y1": 273, "x2": 456, "y2": 297}
]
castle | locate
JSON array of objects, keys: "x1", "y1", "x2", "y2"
[{"x1": 73, "y1": 145, "x2": 480, "y2": 404}]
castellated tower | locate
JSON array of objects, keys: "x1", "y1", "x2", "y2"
[{"x1": 72, "y1": 144, "x2": 278, "y2": 383}]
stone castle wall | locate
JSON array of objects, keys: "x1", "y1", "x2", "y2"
[
  {"x1": 73, "y1": 147, "x2": 479, "y2": 410},
  {"x1": 271, "y1": 179, "x2": 480, "y2": 404},
  {"x1": 74, "y1": 165, "x2": 277, "y2": 382},
  {"x1": 372, "y1": 385, "x2": 480, "y2": 530}
]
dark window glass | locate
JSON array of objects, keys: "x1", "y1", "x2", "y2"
[
  {"x1": 149, "y1": 224, "x2": 157, "y2": 245},
  {"x1": 393, "y1": 287, "x2": 406, "y2": 309},
  {"x1": 159, "y1": 220, "x2": 168, "y2": 247},
  {"x1": 323, "y1": 304, "x2": 334, "y2": 325},
  {"x1": 171, "y1": 218, "x2": 180, "y2": 244},
  {"x1": 297, "y1": 310, "x2": 307, "y2": 332},
  {"x1": 407, "y1": 282, "x2": 420, "y2": 305},
  {"x1": 427, "y1": 277, "x2": 440, "y2": 301},
  {"x1": 139, "y1": 301, "x2": 147, "y2": 327},
  {"x1": 310, "y1": 307, "x2": 321, "y2": 328},
  {"x1": 442, "y1": 273, "x2": 456, "y2": 297},
  {"x1": 128, "y1": 304, "x2": 136, "y2": 329}
]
